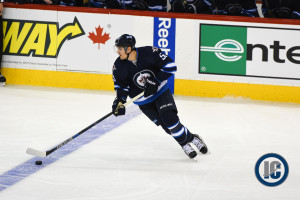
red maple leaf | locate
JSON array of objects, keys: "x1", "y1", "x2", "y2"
[{"x1": 88, "y1": 25, "x2": 110, "y2": 49}]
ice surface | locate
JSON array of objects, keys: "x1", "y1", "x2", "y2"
[{"x1": 0, "y1": 85, "x2": 299, "y2": 200}]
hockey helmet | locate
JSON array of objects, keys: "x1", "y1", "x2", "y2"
[{"x1": 115, "y1": 34, "x2": 136, "y2": 49}]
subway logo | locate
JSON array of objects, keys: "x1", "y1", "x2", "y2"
[{"x1": 3, "y1": 17, "x2": 85, "y2": 58}]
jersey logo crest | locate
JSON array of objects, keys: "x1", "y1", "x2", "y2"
[{"x1": 133, "y1": 70, "x2": 155, "y2": 89}]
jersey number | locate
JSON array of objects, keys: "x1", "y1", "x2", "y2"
[{"x1": 159, "y1": 53, "x2": 167, "y2": 60}]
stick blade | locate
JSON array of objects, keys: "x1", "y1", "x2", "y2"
[{"x1": 26, "y1": 148, "x2": 47, "y2": 157}]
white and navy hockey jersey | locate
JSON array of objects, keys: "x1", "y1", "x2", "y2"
[{"x1": 113, "y1": 46, "x2": 176, "y2": 105}]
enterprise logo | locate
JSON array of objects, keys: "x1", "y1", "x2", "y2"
[{"x1": 200, "y1": 39, "x2": 244, "y2": 62}]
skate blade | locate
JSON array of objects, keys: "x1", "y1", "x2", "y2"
[
  {"x1": 201, "y1": 150, "x2": 211, "y2": 155},
  {"x1": 191, "y1": 157, "x2": 198, "y2": 162},
  {"x1": 205, "y1": 149, "x2": 211, "y2": 155},
  {"x1": 0, "y1": 83, "x2": 5, "y2": 87}
]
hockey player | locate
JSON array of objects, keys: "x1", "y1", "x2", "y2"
[
  {"x1": 0, "y1": 73, "x2": 5, "y2": 86},
  {"x1": 170, "y1": 0, "x2": 213, "y2": 14},
  {"x1": 212, "y1": 0, "x2": 259, "y2": 17},
  {"x1": 112, "y1": 34, "x2": 208, "y2": 159},
  {"x1": 262, "y1": 0, "x2": 300, "y2": 19},
  {"x1": 89, "y1": 0, "x2": 167, "y2": 12}
]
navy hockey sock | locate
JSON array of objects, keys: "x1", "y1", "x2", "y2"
[
  {"x1": 160, "y1": 111, "x2": 194, "y2": 146},
  {"x1": 167, "y1": 121, "x2": 194, "y2": 146}
]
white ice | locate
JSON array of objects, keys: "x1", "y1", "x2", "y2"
[{"x1": 0, "y1": 85, "x2": 299, "y2": 200}]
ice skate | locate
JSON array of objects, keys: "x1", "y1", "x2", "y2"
[
  {"x1": 182, "y1": 143, "x2": 197, "y2": 159},
  {"x1": 191, "y1": 134, "x2": 208, "y2": 154},
  {"x1": 0, "y1": 73, "x2": 6, "y2": 86}
]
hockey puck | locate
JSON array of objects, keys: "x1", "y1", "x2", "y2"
[{"x1": 35, "y1": 160, "x2": 42, "y2": 165}]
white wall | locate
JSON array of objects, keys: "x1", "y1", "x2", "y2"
[{"x1": 3, "y1": 6, "x2": 300, "y2": 88}]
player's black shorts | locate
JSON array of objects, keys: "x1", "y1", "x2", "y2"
[
  {"x1": 138, "y1": 89, "x2": 177, "y2": 133},
  {"x1": 139, "y1": 89, "x2": 177, "y2": 115}
]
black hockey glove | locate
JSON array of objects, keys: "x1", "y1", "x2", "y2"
[
  {"x1": 112, "y1": 97, "x2": 126, "y2": 116},
  {"x1": 144, "y1": 77, "x2": 159, "y2": 97}
]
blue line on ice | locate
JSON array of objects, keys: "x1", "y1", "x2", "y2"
[{"x1": 0, "y1": 106, "x2": 141, "y2": 192}]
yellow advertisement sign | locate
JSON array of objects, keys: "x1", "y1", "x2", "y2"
[{"x1": 3, "y1": 17, "x2": 85, "y2": 58}]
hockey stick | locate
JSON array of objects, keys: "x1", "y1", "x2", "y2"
[{"x1": 26, "y1": 92, "x2": 144, "y2": 157}]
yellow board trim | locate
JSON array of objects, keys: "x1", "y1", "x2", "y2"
[
  {"x1": 2, "y1": 68, "x2": 300, "y2": 103},
  {"x1": 2, "y1": 68, "x2": 114, "y2": 91},
  {"x1": 175, "y1": 79, "x2": 300, "y2": 103}
]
